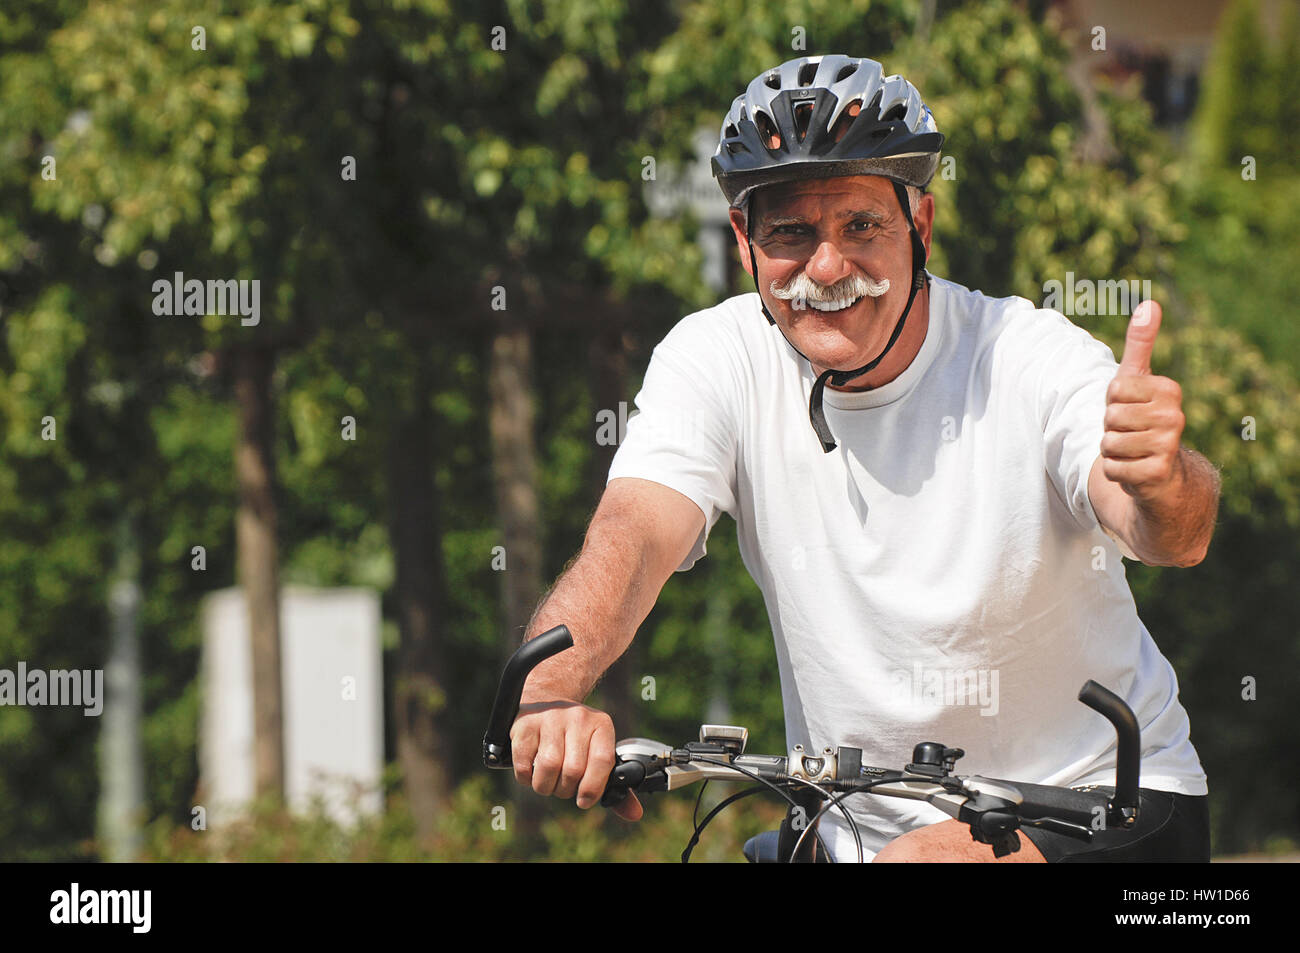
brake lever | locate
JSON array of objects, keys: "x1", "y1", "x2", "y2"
[
  {"x1": 599, "y1": 758, "x2": 646, "y2": 807},
  {"x1": 1020, "y1": 816, "x2": 1095, "y2": 843}
]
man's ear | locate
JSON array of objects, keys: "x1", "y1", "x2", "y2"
[
  {"x1": 728, "y1": 206, "x2": 755, "y2": 277},
  {"x1": 915, "y1": 191, "x2": 935, "y2": 262}
]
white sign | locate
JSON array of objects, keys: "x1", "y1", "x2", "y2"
[
  {"x1": 643, "y1": 128, "x2": 733, "y2": 226},
  {"x1": 200, "y1": 586, "x2": 383, "y2": 827}
]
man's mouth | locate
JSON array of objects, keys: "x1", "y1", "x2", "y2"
[{"x1": 806, "y1": 295, "x2": 863, "y2": 313}]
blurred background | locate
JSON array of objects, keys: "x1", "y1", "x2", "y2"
[{"x1": 0, "y1": 0, "x2": 1296, "y2": 862}]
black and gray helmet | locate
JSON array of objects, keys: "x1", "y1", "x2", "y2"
[
  {"x1": 710, "y1": 55, "x2": 944, "y2": 454},
  {"x1": 710, "y1": 54, "x2": 944, "y2": 212}
]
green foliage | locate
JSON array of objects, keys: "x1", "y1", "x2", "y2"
[
  {"x1": 139, "y1": 773, "x2": 788, "y2": 862},
  {"x1": 1152, "y1": 65, "x2": 1300, "y2": 851},
  {"x1": 1171, "y1": 169, "x2": 1300, "y2": 379},
  {"x1": 1278, "y1": 2, "x2": 1300, "y2": 164},
  {"x1": 1192, "y1": 0, "x2": 1300, "y2": 173},
  {"x1": 914, "y1": 0, "x2": 1180, "y2": 313}
]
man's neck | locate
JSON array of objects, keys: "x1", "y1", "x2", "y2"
[{"x1": 813, "y1": 282, "x2": 931, "y2": 392}]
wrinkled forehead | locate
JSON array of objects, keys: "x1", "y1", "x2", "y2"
[{"x1": 751, "y1": 175, "x2": 898, "y2": 223}]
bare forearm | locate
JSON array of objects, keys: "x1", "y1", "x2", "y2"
[
  {"x1": 1131, "y1": 448, "x2": 1220, "y2": 566},
  {"x1": 520, "y1": 528, "x2": 655, "y2": 703},
  {"x1": 1094, "y1": 448, "x2": 1221, "y2": 567}
]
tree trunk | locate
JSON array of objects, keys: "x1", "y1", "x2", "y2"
[
  {"x1": 387, "y1": 362, "x2": 452, "y2": 843},
  {"x1": 231, "y1": 346, "x2": 284, "y2": 802},
  {"x1": 488, "y1": 321, "x2": 545, "y2": 837},
  {"x1": 488, "y1": 323, "x2": 544, "y2": 647},
  {"x1": 98, "y1": 511, "x2": 144, "y2": 861},
  {"x1": 1065, "y1": 44, "x2": 1118, "y2": 164}
]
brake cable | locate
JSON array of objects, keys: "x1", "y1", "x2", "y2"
[
  {"x1": 681, "y1": 786, "x2": 767, "y2": 863},
  {"x1": 692, "y1": 779, "x2": 710, "y2": 830},
  {"x1": 790, "y1": 785, "x2": 872, "y2": 862},
  {"x1": 686, "y1": 756, "x2": 865, "y2": 863},
  {"x1": 789, "y1": 775, "x2": 963, "y2": 861},
  {"x1": 784, "y1": 775, "x2": 865, "y2": 864},
  {"x1": 685, "y1": 756, "x2": 839, "y2": 862}
]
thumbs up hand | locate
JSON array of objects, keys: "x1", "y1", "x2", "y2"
[{"x1": 1100, "y1": 301, "x2": 1188, "y2": 502}]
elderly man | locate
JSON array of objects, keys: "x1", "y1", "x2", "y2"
[{"x1": 509, "y1": 54, "x2": 1219, "y2": 862}]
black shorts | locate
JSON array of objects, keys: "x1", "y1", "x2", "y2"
[{"x1": 1019, "y1": 786, "x2": 1210, "y2": 862}]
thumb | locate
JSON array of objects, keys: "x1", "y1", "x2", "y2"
[{"x1": 1118, "y1": 299, "x2": 1162, "y2": 376}]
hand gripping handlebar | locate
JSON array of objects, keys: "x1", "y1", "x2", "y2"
[{"x1": 481, "y1": 625, "x2": 574, "y2": 769}]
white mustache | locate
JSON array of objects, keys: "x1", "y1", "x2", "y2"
[{"x1": 769, "y1": 271, "x2": 890, "y2": 304}]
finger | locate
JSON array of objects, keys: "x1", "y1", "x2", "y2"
[
  {"x1": 555, "y1": 720, "x2": 591, "y2": 800},
  {"x1": 1102, "y1": 454, "x2": 1177, "y2": 490},
  {"x1": 576, "y1": 720, "x2": 616, "y2": 810},
  {"x1": 1117, "y1": 299, "x2": 1162, "y2": 376},
  {"x1": 531, "y1": 730, "x2": 565, "y2": 798},
  {"x1": 1106, "y1": 373, "x2": 1180, "y2": 406},
  {"x1": 510, "y1": 719, "x2": 541, "y2": 789},
  {"x1": 1104, "y1": 400, "x2": 1185, "y2": 436},
  {"x1": 612, "y1": 791, "x2": 644, "y2": 822},
  {"x1": 1105, "y1": 401, "x2": 1161, "y2": 433},
  {"x1": 1101, "y1": 430, "x2": 1164, "y2": 460}
]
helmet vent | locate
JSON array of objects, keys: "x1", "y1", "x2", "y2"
[
  {"x1": 830, "y1": 100, "x2": 862, "y2": 143},
  {"x1": 882, "y1": 103, "x2": 907, "y2": 123},
  {"x1": 724, "y1": 122, "x2": 738, "y2": 139},
  {"x1": 835, "y1": 63, "x2": 859, "y2": 83},
  {"x1": 793, "y1": 101, "x2": 813, "y2": 143},
  {"x1": 764, "y1": 72, "x2": 780, "y2": 90},
  {"x1": 797, "y1": 62, "x2": 818, "y2": 87},
  {"x1": 756, "y1": 111, "x2": 781, "y2": 150}
]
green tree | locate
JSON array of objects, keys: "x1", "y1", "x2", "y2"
[
  {"x1": 1193, "y1": 0, "x2": 1276, "y2": 170},
  {"x1": 1274, "y1": 1, "x2": 1300, "y2": 168}
]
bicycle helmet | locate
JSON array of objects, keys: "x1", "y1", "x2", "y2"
[{"x1": 710, "y1": 54, "x2": 944, "y2": 452}]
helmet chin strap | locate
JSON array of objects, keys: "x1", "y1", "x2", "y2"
[{"x1": 745, "y1": 179, "x2": 929, "y2": 453}]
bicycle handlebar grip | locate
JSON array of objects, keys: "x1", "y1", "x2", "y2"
[
  {"x1": 482, "y1": 625, "x2": 575, "y2": 769},
  {"x1": 1008, "y1": 782, "x2": 1113, "y2": 827},
  {"x1": 1077, "y1": 680, "x2": 1140, "y2": 815}
]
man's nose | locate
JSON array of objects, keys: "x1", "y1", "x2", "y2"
[{"x1": 804, "y1": 240, "x2": 853, "y2": 286}]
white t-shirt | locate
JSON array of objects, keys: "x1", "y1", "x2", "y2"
[{"x1": 606, "y1": 274, "x2": 1207, "y2": 861}]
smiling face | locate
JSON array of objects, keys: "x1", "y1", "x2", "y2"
[{"x1": 729, "y1": 174, "x2": 935, "y2": 389}]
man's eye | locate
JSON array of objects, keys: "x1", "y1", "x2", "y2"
[{"x1": 851, "y1": 220, "x2": 875, "y2": 232}]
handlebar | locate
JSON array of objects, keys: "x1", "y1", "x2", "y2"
[
  {"x1": 1077, "y1": 679, "x2": 1141, "y2": 824},
  {"x1": 481, "y1": 624, "x2": 574, "y2": 769},
  {"x1": 483, "y1": 626, "x2": 1143, "y2": 860}
]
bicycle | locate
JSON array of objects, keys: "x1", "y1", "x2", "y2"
[{"x1": 483, "y1": 625, "x2": 1142, "y2": 863}]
